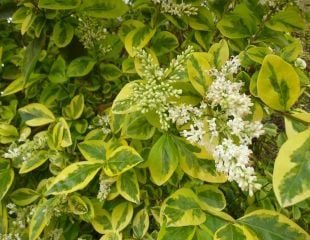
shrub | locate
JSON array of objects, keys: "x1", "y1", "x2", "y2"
[{"x1": 0, "y1": 0, "x2": 309, "y2": 239}]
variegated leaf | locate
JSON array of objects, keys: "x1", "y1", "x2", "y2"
[
  {"x1": 46, "y1": 161, "x2": 102, "y2": 195},
  {"x1": 161, "y1": 188, "x2": 205, "y2": 227}
]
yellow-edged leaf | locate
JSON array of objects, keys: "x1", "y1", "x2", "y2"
[
  {"x1": 273, "y1": 129, "x2": 310, "y2": 207},
  {"x1": 257, "y1": 55, "x2": 300, "y2": 111},
  {"x1": 46, "y1": 161, "x2": 102, "y2": 195}
]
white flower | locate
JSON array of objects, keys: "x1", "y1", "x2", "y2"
[
  {"x1": 3, "y1": 148, "x2": 20, "y2": 159},
  {"x1": 152, "y1": 0, "x2": 198, "y2": 16},
  {"x1": 207, "y1": 118, "x2": 218, "y2": 137},
  {"x1": 97, "y1": 180, "x2": 112, "y2": 201},
  {"x1": 181, "y1": 120, "x2": 205, "y2": 145},
  {"x1": 221, "y1": 56, "x2": 240, "y2": 75},
  {"x1": 294, "y1": 58, "x2": 307, "y2": 70},
  {"x1": 207, "y1": 76, "x2": 253, "y2": 117},
  {"x1": 227, "y1": 118, "x2": 264, "y2": 144},
  {"x1": 212, "y1": 139, "x2": 261, "y2": 195}
]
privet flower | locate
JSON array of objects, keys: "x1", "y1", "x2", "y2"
[
  {"x1": 152, "y1": 0, "x2": 198, "y2": 16},
  {"x1": 169, "y1": 56, "x2": 264, "y2": 195},
  {"x1": 130, "y1": 46, "x2": 193, "y2": 130},
  {"x1": 76, "y1": 16, "x2": 112, "y2": 56},
  {"x1": 3, "y1": 133, "x2": 48, "y2": 163},
  {"x1": 6, "y1": 203, "x2": 36, "y2": 236},
  {"x1": 97, "y1": 174, "x2": 115, "y2": 202},
  {"x1": 47, "y1": 228, "x2": 63, "y2": 240},
  {"x1": 89, "y1": 114, "x2": 111, "y2": 135},
  {"x1": 0, "y1": 233, "x2": 22, "y2": 240}
]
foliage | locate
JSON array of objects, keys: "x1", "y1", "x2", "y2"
[{"x1": 0, "y1": 0, "x2": 309, "y2": 239}]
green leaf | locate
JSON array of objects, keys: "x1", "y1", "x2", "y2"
[
  {"x1": 10, "y1": 188, "x2": 40, "y2": 206},
  {"x1": 207, "y1": 39, "x2": 229, "y2": 69},
  {"x1": 67, "y1": 57, "x2": 96, "y2": 77},
  {"x1": 1, "y1": 76, "x2": 24, "y2": 96},
  {"x1": 0, "y1": 123, "x2": 19, "y2": 144},
  {"x1": 217, "y1": 4, "x2": 258, "y2": 39},
  {"x1": 0, "y1": 165, "x2": 14, "y2": 201},
  {"x1": 23, "y1": 39, "x2": 41, "y2": 83},
  {"x1": 199, "y1": 212, "x2": 233, "y2": 238},
  {"x1": 124, "y1": 26, "x2": 156, "y2": 57},
  {"x1": 147, "y1": 135, "x2": 180, "y2": 186},
  {"x1": 19, "y1": 150, "x2": 49, "y2": 174},
  {"x1": 214, "y1": 223, "x2": 257, "y2": 240},
  {"x1": 48, "y1": 55, "x2": 68, "y2": 83},
  {"x1": 111, "y1": 81, "x2": 141, "y2": 114},
  {"x1": 122, "y1": 58, "x2": 136, "y2": 74},
  {"x1": 273, "y1": 129, "x2": 310, "y2": 207},
  {"x1": 246, "y1": 47, "x2": 273, "y2": 64},
  {"x1": 111, "y1": 202, "x2": 133, "y2": 231},
  {"x1": 178, "y1": 141, "x2": 226, "y2": 183},
  {"x1": 117, "y1": 170, "x2": 140, "y2": 203},
  {"x1": 29, "y1": 199, "x2": 53, "y2": 240},
  {"x1": 151, "y1": 31, "x2": 179, "y2": 56},
  {"x1": 238, "y1": 209, "x2": 310, "y2": 240},
  {"x1": 187, "y1": 52, "x2": 213, "y2": 96},
  {"x1": 103, "y1": 146, "x2": 144, "y2": 176},
  {"x1": 58, "y1": 117, "x2": 72, "y2": 148},
  {"x1": 132, "y1": 208, "x2": 149, "y2": 239},
  {"x1": 68, "y1": 195, "x2": 88, "y2": 215},
  {"x1": 266, "y1": 6, "x2": 305, "y2": 32},
  {"x1": 78, "y1": 140, "x2": 107, "y2": 162},
  {"x1": 121, "y1": 112, "x2": 155, "y2": 140},
  {"x1": 38, "y1": 0, "x2": 81, "y2": 9},
  {"x1": 257, "y1": 55, "x2": 300, "y2": 111},
  {"x1": 19, "y1": 103, "x2": 56, "y2": 126},
  {"x1": 62, "y1": 94, "x2": 84, "y2": 120},
  {"x1": 196, "y1": 185, "x2": 226, "y2": 211},
  {"x1": 91, "y1": 208, "x2": 112, "y2": 234},
  {"x1": 100, "y1": 64, "x2": 122, "y2": 81},
  {"x1": 0, "y1": 201, "x2": 8, "y2": 234},
  {"x1": 280, "y1": 40, "x2": 303, "y2": 62},
  {"x1": 158, "y1": 225, "x2": 196, "y2": 240},
  {"x1": 161, "y1": 188, "x2": 206, "y2": 227},
  {"x1": 79, "y1": 0, "x2": 128, "y2": 19},
  {"x1": 188, "y1": 7, "x2": 214, "y2": 31},
  {"x1": 21, "y1": 12, "x2": 35, "y2": 35},
  {"x1": 46, "y1": 161, "x2": 102, "y2": 195},
  {"x1": 99, "y1": 231, "x2": 122, "y2": 240},
  {"x1": 52, "y1": 21, "x2": 74, "y2": 48}
]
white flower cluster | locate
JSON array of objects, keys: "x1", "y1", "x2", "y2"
[
  {"x1": 168, "y1": 56, "x2": 264, "y2": 195},
  {"x1": 47, "y1": 228, "x2": 63, "y2": 240},
  {"x1": 6, "y1": 203, "x2": 36, "y2": 233},
  {"x1": 181, "y1": 120, "x2": 205, "y2": 145},
  {"x1": 207, "y1": 57, "x2": 253, "y2": 118},
  {"x1": 131, "y1": 47, "x2": 193, "y2": 130},
  {"x1": 213, "y1": 139, "x2": 262, "y2": 196},
  {"x1": 168, "y1": 104, "x2": 202, "y2": 126},
  {"x1": 76, "y1": 16, "x2": 112, "y2": 56},
  {"x1": 258, "y1": 0, "x2": 277, "y2": 7},
  {"x1": 152, "y1": 0, "x2": 198, "y2": 16},
  {"x1": 89, "y1": 114, "x2": 111, "y2": 135},
  {"x1": 97, "y1": 175, "x2": 115, "y2": 202},
  {"x1": 3, "y1": 133, "x2": 47, "y2": 162},
  {"x1": 0, "y1": 233, "x2": 21, "y2": 240}
]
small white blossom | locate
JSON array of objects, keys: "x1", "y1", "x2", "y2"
[
  {"x1": 3, "y1": 148, "x2": 20, "y2": 159},
  {"x1": 97, "y1": 180, "x2": 112, "y2": 201},
  {"x1": 207, "y1": 76, "x2": 253, "y2": 117},
  {"x1": 294, "y1": 58, "x2": 307, "y2": 69},
  {"x1": 131, "y1": 47, "x2": 193, "y2": 130},
  {"x1": 181, "y1": 120, "x2": 205, "y2": 145},
  {"x1": 227, "y1": 118, "x2": 264, "y2": 144},
  {"x1": 213, "y1": 139, "x2": 261, "y2": 195},
  {"x1": 207, "y1": 118, "x2": 218, "y2": 137},
  {"x1": 152, "y1": 0, "x2": 198, "y2": 16}
]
